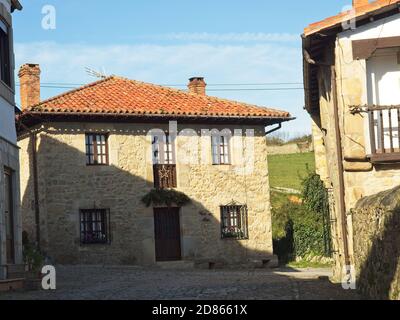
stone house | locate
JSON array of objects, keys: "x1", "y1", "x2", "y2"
[
  {"x1": 16, "y1": 64, "x2": 292, "y2": 267},
  {"x1": 0, "y1": 0, "x2": 23, "y2": 284},
  {"x1": 302, "y1": 0, "x2": 400, "y2": 284}
]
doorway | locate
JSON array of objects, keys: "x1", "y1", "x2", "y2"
[
  {"x1": 4, "y1": 168, "x2": 15, "y2": 264},
  {"x1": 153, "y1": 207, "x2": 181, "y2": 262}
]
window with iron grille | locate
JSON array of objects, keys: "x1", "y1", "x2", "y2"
[
  {"x1": 212, "y1": 135, "x2": 231, "y2": 165},
  {"x1": 0, "y1": 19, "x2": 10, "y2": 86},
  {"x1": 220, "y1": 204, "x2": 248, "y2": 240},
  {"x1": 80, "y1": 209, "x2": 111, "y2": 245},
  {"x1": 85, "y1": 133, "x2": 109, "y2": 165}
]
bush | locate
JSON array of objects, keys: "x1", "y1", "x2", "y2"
[
  {"x1": 22, "y1": 231, "x2": 45, "y2": 273},
  {"x1": 271, "y1": 171, "x2": 332, "y2": 264},
  {"x1": 290, "y1": 203, "x2": 326, "y2": 258}
]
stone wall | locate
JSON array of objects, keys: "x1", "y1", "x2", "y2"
[
  {"x1": 352, "y1": 186, "x2": 400, "y2": 300},
  {"x1": 266, "y1": 142, "x2": 313, "y2": 155},
  {"x1": 18, "y1": 122, "x2": 275, "y2": 267}
]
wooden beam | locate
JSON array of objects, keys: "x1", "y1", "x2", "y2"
[{"x1": 352, "y1": 36, "x2": 400, "y2": 60}]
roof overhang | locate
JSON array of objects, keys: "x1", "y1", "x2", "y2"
[
  {"x1": 16, "y1": 112, "x2": 295, "y2": 135},
  {"x1": 11, "y1": 0, "x2": 22, "y2": 12},
  {"x1": 302, "y1": 1, "x2": 400, "y2": 114},
  {"x1": 304, "y1": 1, "x2": 400, "y2": 37}
]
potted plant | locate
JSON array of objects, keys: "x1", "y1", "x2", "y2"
[{"x1": 22, "y1": 232, "x2": 45, "y2": 290}]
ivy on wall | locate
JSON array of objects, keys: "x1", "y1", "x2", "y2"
[{"x1": 141, "y1": 189, "x2": 191, "y2": 207}]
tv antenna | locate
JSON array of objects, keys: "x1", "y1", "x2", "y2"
[{"x1": 85, "y1": 67, "x2": 108, "y2": 79}]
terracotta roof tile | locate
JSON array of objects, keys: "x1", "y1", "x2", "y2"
[
  {"x1": 25, "y1": 76, "x2": 291, "y2": 120},
  {"x1": 304, "y1": 0, "x2": 400, "y2": 36}
]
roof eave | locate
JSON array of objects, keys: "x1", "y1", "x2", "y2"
[
  {"x1": 304, "y1": 1, "x2": 400, "y2": 38},
  {"x1": 11, "y1": 0, "x2": 22, "y2": 12},
  {"x1": 16, "y1": 111, "x2": 295, "y2": 134}
]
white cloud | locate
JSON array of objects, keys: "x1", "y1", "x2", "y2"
[
  {"x1": 141, "y1": 32, "x2": 299, "y2": 43},
  {"x1": 14, "y1": 41, "x2": 309, "y2": 136}
]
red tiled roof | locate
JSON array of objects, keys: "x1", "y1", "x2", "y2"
[
  {"x1": 24, "y1": 76, "x2": 291, "y2": 120},
  {"x1": 304, "y1": 0, "x2": 400, "y2": 36}
]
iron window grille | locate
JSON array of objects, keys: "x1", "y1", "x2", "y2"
[
  {"x1": 80, "y1": 209, "x2": 111, "y2": 245},
  {"x1": 85, "y1": 133, "x2": 109, "y2": 165},
  {"x1": 220, "y1": 203, "x2": 249, "y2": 240}
]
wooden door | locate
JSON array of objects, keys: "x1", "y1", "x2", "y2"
[
  {"x1": 154, "y1": 207, "x2": 181, "y2": 262},
  {"x1": 4, "y1": 168, "x2": 15, "y2": 264}
]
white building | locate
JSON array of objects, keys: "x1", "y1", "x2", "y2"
[{"x1": 0, "y1": 0, "x2": 22, "y2": 282}]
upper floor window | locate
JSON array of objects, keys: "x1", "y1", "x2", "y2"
[
  {"x1": 80, "y1": 209, "x2": 111, "y2": 245},
  {"x1": 0, "y1": 19, "x2": 10, "y2": 86},
  {"x1": 152, "y1": 132, "x2": 175, "y2": 165},
  {"x1": 212, "y1": 134, "x2": 231, "y2": 165},
  {"x1": 152, "y1": 132, "x2": 177, "y2": 189},
  {"x1": 365, "y1": 48, "x2": 400, "y2": 161},
  {"x1": 85, "y1": 133, "x2": 109, "y2": 165},
  {"x1": 220, "y1": 203, "x2": 248, "y2": 240}
]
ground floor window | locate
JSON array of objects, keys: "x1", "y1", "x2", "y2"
[
  {"x1": 80, "y1": 209, "x2": 111, "y2": 245},
  {"x1": 220, "y1": 203, "x2": 248, "y2": 240}
]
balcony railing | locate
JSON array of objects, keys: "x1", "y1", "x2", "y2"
[
  {"x1": 153, "y1": 164, "x2": 177, "y2": 189},
  {"x1": 368, "y1": 105, "x2": 400, "y2": 163}
]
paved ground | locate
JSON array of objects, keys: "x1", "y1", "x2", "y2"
[{"x1": 0, "y1": 265, "x2": 361, "y2": 300}]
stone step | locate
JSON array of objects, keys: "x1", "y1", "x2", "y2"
[
  {"x1": 6, "y1": 264, "x2": 26, "y2": 280},
  {"x1": 6, "y1": 264, "x2": 26, "y2": 274},
  {"x1": 0, "y1": 278, "x2": 24, "y2": 292},
  {"x1": 157, "y1": 260, "x2": 195, "y2": 270}
]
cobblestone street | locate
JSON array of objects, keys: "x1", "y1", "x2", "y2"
[{"x1": 0, "y1": 266, "x2": 360, "y2": 300}]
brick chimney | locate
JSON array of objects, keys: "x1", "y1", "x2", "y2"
[
  {"x1": 353, "y1": 0, "x2": 370, "y2": 9},
  {"x1": 18, "y1": 63, "x2": 41, "y2": 110},
  {"x1": 188, "y1": 77, "x2": 207, "y2": 95}
]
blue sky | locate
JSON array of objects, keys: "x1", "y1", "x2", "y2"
[{"x1": 13, "y1": 0, "x2": 351, "y2": 137}]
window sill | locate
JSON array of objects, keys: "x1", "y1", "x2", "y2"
[
  {"x1": 369, "y1": 153, "x2": 400, "y2": 164},
  {"x1": 79, "y1": 242, "x2": 111, "y2": 247},
  {"x1": 221, "y1": 237, "x2": 249, "y2": 241}
]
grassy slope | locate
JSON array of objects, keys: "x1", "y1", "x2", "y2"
[
  {"x1": 268, "y1": 152, "x2": 315, "y2": 190},
  {"x1": 268, "y1": 152, "x2": 332, "y2": 267}
]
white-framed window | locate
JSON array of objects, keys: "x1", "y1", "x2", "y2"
[
  {"x1": 152, "y1": 132, "x2": 175, "y2": 165},
  {"x1": 366, "y1": 48, "x2": 400, "y2": 154},
  {"x1": 211, "y1": 131, "x2": 231, "y2": 165}
]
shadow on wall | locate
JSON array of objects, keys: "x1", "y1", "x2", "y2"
[
  {"x1": 353, "y1": 185, "x2": 400, "y2": 300},
  {"x1": 20, "y1": 131, "x2": 274, "y2": 268}
]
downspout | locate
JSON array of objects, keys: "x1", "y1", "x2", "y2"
[
  {"x1": 266, "y1": 123, "x2": 282, "y2": 136},
  {"x1": 331, "y1": 65, "x2": 351, "y2": 268},
  {"x1": 31, "y1": 132, "x2": 41, "y2": 250}
]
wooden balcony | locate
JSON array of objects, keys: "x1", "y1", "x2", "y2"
[
  {"x1": 153, "y1": 164, "x2": 177, "y2": 189},
  {"x1": 368, "y1": 105, "x2": 400, "y2": 163}
]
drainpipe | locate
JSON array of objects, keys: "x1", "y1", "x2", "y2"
[
  {"x1": 331, "y1": 65, "x2": 351, "y2": 268},
  {"x1": 31, "y1": 132, "x2": 41, "y2": 250},
  {"x1": 266, "y1": 123, "x2": 282, "y2": 136}
]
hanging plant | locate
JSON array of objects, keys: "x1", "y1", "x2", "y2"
[{"x1": 141, "y1": 189, "x2": 191, "y2": 207}]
